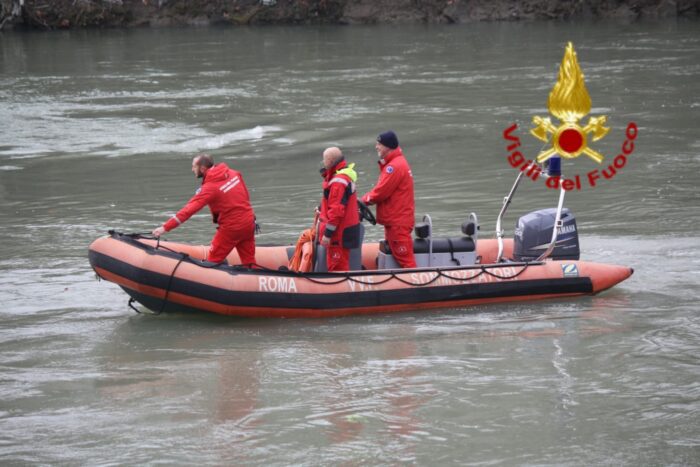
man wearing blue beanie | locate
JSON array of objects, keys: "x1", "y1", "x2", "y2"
[{"x1": 361, "y1": 130, "x2": 416, "y2": 268}]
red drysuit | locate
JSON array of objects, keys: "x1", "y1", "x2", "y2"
[{"x1": 163, "y1": 163, "x2": 256, "y2": 265}]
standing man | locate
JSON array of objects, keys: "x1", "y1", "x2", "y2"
[
  {"x1": 319, "y1": 146, "x2": 361, "y2": 272},
  {"x1": 152, "y1": 153, "x2": 256, "y2": 266},
  {"x1": 361, "y1": 131, "x2": 416, "y2": 268}
]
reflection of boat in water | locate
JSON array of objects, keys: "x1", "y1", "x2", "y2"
[{"x1": 88, "y1": 172, "x2": 633, "y2": 318}]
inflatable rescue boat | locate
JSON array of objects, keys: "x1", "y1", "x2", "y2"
[{"x1": 88, "y1": 173, "x2": 633, "y2": 318}]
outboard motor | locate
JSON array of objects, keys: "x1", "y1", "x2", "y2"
[{"x1": 513, "y1": 208, "x2": 580, "y2": 261}]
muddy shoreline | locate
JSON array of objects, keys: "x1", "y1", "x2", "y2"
[{"x1": 1, "y1": 0, "x2": 699, "y2": 30}]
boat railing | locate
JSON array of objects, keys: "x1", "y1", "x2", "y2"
[
  {"x1": 495, "y1": 171, "x2": 524, "y2": 263},
  {"x1": 495, "y1": 159, "x2": 567, "y2": 263},
  {"x1": 536, "y1": 185, "x2": 566, "y2": 261}
]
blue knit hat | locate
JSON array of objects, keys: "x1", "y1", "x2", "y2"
[{"x1": 377, "y1": 130, "x2": 399, "y2": 149}]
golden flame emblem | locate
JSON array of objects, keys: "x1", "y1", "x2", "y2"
[{"x1": 531, "y1": 42, "x2": 609, "y2": 163}]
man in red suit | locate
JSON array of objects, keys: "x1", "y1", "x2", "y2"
[
  {"x1": 318, "y1": 147, "x2": 360, "y2": 271},
  {"x1": 361, "y1": 131, "x2": 416, "y2": 268},
  {"x1": 152, "y1": 154, "x2": 256, "y2": 266}
]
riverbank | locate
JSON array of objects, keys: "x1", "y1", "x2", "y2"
[{"x1": 2, "y1": 0, "x2": 699, "y2": 30}]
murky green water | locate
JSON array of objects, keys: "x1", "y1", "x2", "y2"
[{"x1": 1, "y1": 20, "x2": 699, "y2": 465}]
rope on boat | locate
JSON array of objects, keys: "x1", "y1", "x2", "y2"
[
  {"x1": 113, "y1": 230, "x2": 190, "y2": 314},
  {"x1": 233, "y1": 250, "x2": 532, "y2": 287},
  {"x1": 297, "y1": 262, "x2": 532, "y2": 287},
  {"x1": 114, "y1": 231, "x2": 532, "y2": 293},
  {"x1": 125, "y1": 253, "x2": 189, "y2": 315},
  {"x1": 127, "y1": 297, "x2": 141, "y2": 313},
  {"x1": 154, "y1": 252, "x2": 189, "y2": 315}
]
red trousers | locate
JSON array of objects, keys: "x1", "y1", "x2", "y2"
[
  {"x1": 326, "y1": 244, "x2": 350, "y2": 272},
  {"x1": 208, "y1": 224, "x2": 256, "y2": 265},
  {"x1": 385, "y1": 225, "x2": 416, "y2": 268}
]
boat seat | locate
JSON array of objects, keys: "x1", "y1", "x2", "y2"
[
  {"x1": 380, "y1": 237, "x2": 475, "y2": 255},
  {"x1": 377, "y1": 213, "x2": 479, "y2": 269}
]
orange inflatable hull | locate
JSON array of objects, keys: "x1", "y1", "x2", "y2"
[{"x1": 88, "y1": 232, "x2": 633, "y2": 318}]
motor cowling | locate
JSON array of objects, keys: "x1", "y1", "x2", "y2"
[{"x1": 513, "y1": 208, "x2": 580, "y2": 261}]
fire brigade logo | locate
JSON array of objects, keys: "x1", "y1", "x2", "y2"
[
  {"x1": 530, "y1": 42, "x2": 609, "y2": 164},
  {"x1": 503, "y1": 42, "x2": 638, "y2": 191}
]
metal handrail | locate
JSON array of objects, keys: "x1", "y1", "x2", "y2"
[
  {"x1": 495, "y1": 171, "x2": 525, "y2": 263},
  {"x1": 422, "y1": 214, "x2": 433, "y2": 267},
  {"x1": 536, "y1": 185, "x2": 566, "y2": 261}
]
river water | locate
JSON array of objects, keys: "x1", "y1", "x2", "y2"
[{"x1": 1, "y1": 20, "x2": 699, "y2": 465}]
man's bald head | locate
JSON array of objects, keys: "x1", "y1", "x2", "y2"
[
  {"x1": 194, "y1": 153, "x2": 214, "y2": 168},
  {"x1": 322, "y1": 147, "x2": 344, "y2": 170},
  {"x1": 192, "y1": 153, "x2": 214, "y2": 178}
]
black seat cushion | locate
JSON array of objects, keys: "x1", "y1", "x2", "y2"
[
  {"x1": 414, "y1": 237, "x2": 475, "y2": 254},
  {"x1": 381, "y1": 237, "x2": 476, "y2": 255}
]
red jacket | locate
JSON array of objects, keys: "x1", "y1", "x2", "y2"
[
  {"x1": 163, "y1": 163, "x2": 255, "y2": 232},
  {"x1": 320, "y1": 160, "x2": 361, "y2": 248},
  {"x1": 362, "y1": 147, "x2": 415, "y2": 228}
]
